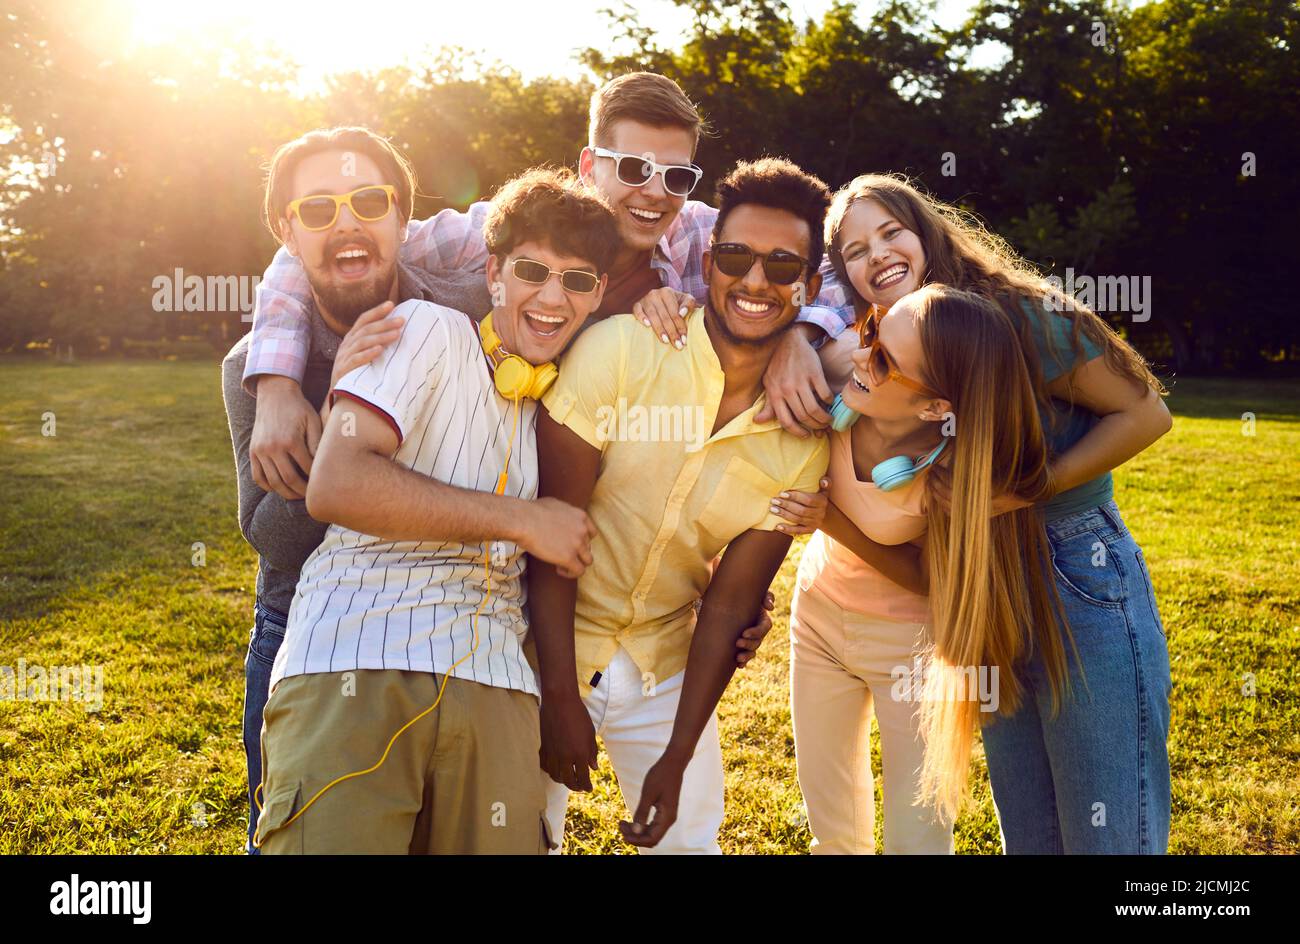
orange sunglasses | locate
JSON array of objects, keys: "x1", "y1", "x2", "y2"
[{"x1": 856, "y1": 304, "x2": 941, "y2": 397}]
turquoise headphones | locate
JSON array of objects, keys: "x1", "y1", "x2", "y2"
[
  {"x1": 828, "y1": 393, "x2": 948, "y2": 491},
  {"x1": 829, "y1": 393, "x2": 860, "y2": 433}
]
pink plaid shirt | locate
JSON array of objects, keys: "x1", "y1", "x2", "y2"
[{"x1": 242, "y1": 199, "x2": 854, "y2": 392}]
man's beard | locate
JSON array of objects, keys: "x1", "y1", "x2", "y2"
[
  {"x1": 307, "y1": 237, "x2": 397, "y2": 328},
  {"x1": 309, "y1": 275, "x2": 390, "y2": 331}
]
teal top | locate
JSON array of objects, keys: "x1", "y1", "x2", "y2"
[{"x1": 1019, "y1": 297, "x2": 1113, "y2": 522}]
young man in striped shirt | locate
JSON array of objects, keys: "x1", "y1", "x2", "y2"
[
  {"x1": 241, "y1": 72, "x2": 855, "y2": 502},
  {"x1": 254, "y1": 167, "x2": 616, "y2": 854}
]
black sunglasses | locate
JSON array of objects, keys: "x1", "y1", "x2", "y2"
[{"x1": 710, "y1": 243, "x2": 809, "y2": 286}]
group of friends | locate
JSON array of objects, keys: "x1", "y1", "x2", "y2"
[{"x1": 221, "y1": 71, "x2": 1174, "y2": 855}]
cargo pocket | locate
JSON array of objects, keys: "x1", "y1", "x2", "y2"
[{"x1": 253, "y1": 780, "x2": 304, "y2": 853}]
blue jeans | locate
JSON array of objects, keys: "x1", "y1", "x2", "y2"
[
  {"x1": 981, "y1": 500, "x2": 1172, "y2": 854},
  {"x1": 242, "y1": 601, "x2": 287, "y2": 855}
]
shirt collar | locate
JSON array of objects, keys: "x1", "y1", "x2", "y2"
[
  {"x1": 306, "y1": 298, "x2": 343, "y2": 363},
  {"x1": 685, "y1": 305, "x2": 721, "y2": 378},
  {"x1": 654, "y1": 201, "x2": 696, "y2": 262},
  {"x1": 684, "y1": 306, "x2": 783, "y2": 442},
  {"x1": 654, "y1": 231, "x2": 674, "y2": 263}
]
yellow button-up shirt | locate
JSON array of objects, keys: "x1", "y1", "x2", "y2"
[{"x1": 542, "y1": 308, "x2": 830, "y2": 695}]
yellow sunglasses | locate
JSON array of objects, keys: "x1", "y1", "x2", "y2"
[{"x1": 286, "y1": 184, "x2": 397, "y2": 231}]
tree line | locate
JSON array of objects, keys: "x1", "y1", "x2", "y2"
[{"x1": 1, "y1": 0, "x2": 1296, "y2": 373}]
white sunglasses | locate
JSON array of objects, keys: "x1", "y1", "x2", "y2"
[{"x1": 588, "y1": 146, "x2": 703, "y2": 197}]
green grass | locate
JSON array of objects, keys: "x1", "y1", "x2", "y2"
[{"x1": 0, "y1": 359, "x2": 1296, "y2": 854}]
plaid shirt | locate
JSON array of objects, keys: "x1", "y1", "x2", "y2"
[{"x1": 242, "y1": 199, "x2": 855, "y2": 391}]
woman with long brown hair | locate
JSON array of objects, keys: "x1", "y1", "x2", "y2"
[{"x1": 775, "y1": 173, "x2": 1172, "y2": 853}]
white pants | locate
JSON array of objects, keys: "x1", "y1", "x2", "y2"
[{"x1": 544, "y1": 646, "x2": 725, "y2": 854}]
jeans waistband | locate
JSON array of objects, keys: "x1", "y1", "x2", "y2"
[
  {"x1": 255, "y1": 601, "x2": 289, "y2": 628},
  {"x1": 1044, "y1": 499, "x2": 1126, "y2": 542}
]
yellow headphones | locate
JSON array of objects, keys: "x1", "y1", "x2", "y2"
[{"x1": 479, "y1": 312, "x2": 558, "y2": 401}]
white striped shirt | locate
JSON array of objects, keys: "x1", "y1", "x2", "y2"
[{"x1": 269, "y1": 300, "x2": 539, "y2": 696}]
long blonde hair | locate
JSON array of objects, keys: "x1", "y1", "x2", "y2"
[{"x1": 907, "y1": 285, "x2": 1066, "y2": 820}]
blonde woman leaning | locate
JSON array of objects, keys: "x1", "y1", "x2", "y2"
[{"x1": 773, "y1": 284, "x2": 1057, "y2": 853}]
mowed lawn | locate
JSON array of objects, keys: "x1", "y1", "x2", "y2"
[{"x1": 0, "y1": 357, "x2": 1296, "y2": 854}]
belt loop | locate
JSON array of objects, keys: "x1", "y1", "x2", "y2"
[{"x1": 1099, "y1": 500, "x2": 1124, "y2": 534}]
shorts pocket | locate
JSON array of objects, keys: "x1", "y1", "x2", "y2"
[{"x1": 253, "y1": 780, "x2": 303, "y2": 852}]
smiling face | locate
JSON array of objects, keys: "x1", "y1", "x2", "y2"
[
  {"x1": 484, "y1": 239, "x2": 607, "y2": 366},
  {"x1": 838, "y1": 198, "x2": 926, "y2": 310},
  {"x1": 839, "y1": 293, "x2": 935, "y2": 422},
  {"x1": 702, "y1": 203, "x2": 820, "y2": 348},
  {"x1": 279, "y1": 149, "x2": 404, "y2": 329},
  {"x1": 579, "y1": 119, "x2": 696, "y2": 257}
]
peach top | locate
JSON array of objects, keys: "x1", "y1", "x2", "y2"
[{"x1": 796, "y1": 427, "x2": 931, "y2": 624}]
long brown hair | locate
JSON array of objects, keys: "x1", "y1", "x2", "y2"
[
  {"x1": 825, "y1": 173, "x2": 1166, "y2": 421},
  {"x1": 908, "y1": 284, "x2": 1068, "y2": 819}
]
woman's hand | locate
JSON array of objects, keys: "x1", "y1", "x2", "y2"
[
  {"x1": 771, "y1": 477, "x2": 831, "y2": 534},
  {"x1": 632, "y1": 287, "x2": 693, "y2": 349}
]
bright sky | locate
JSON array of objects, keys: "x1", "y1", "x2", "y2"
[{"x1": 123, "y1": 0, "x2": 982, "y2": 88}]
